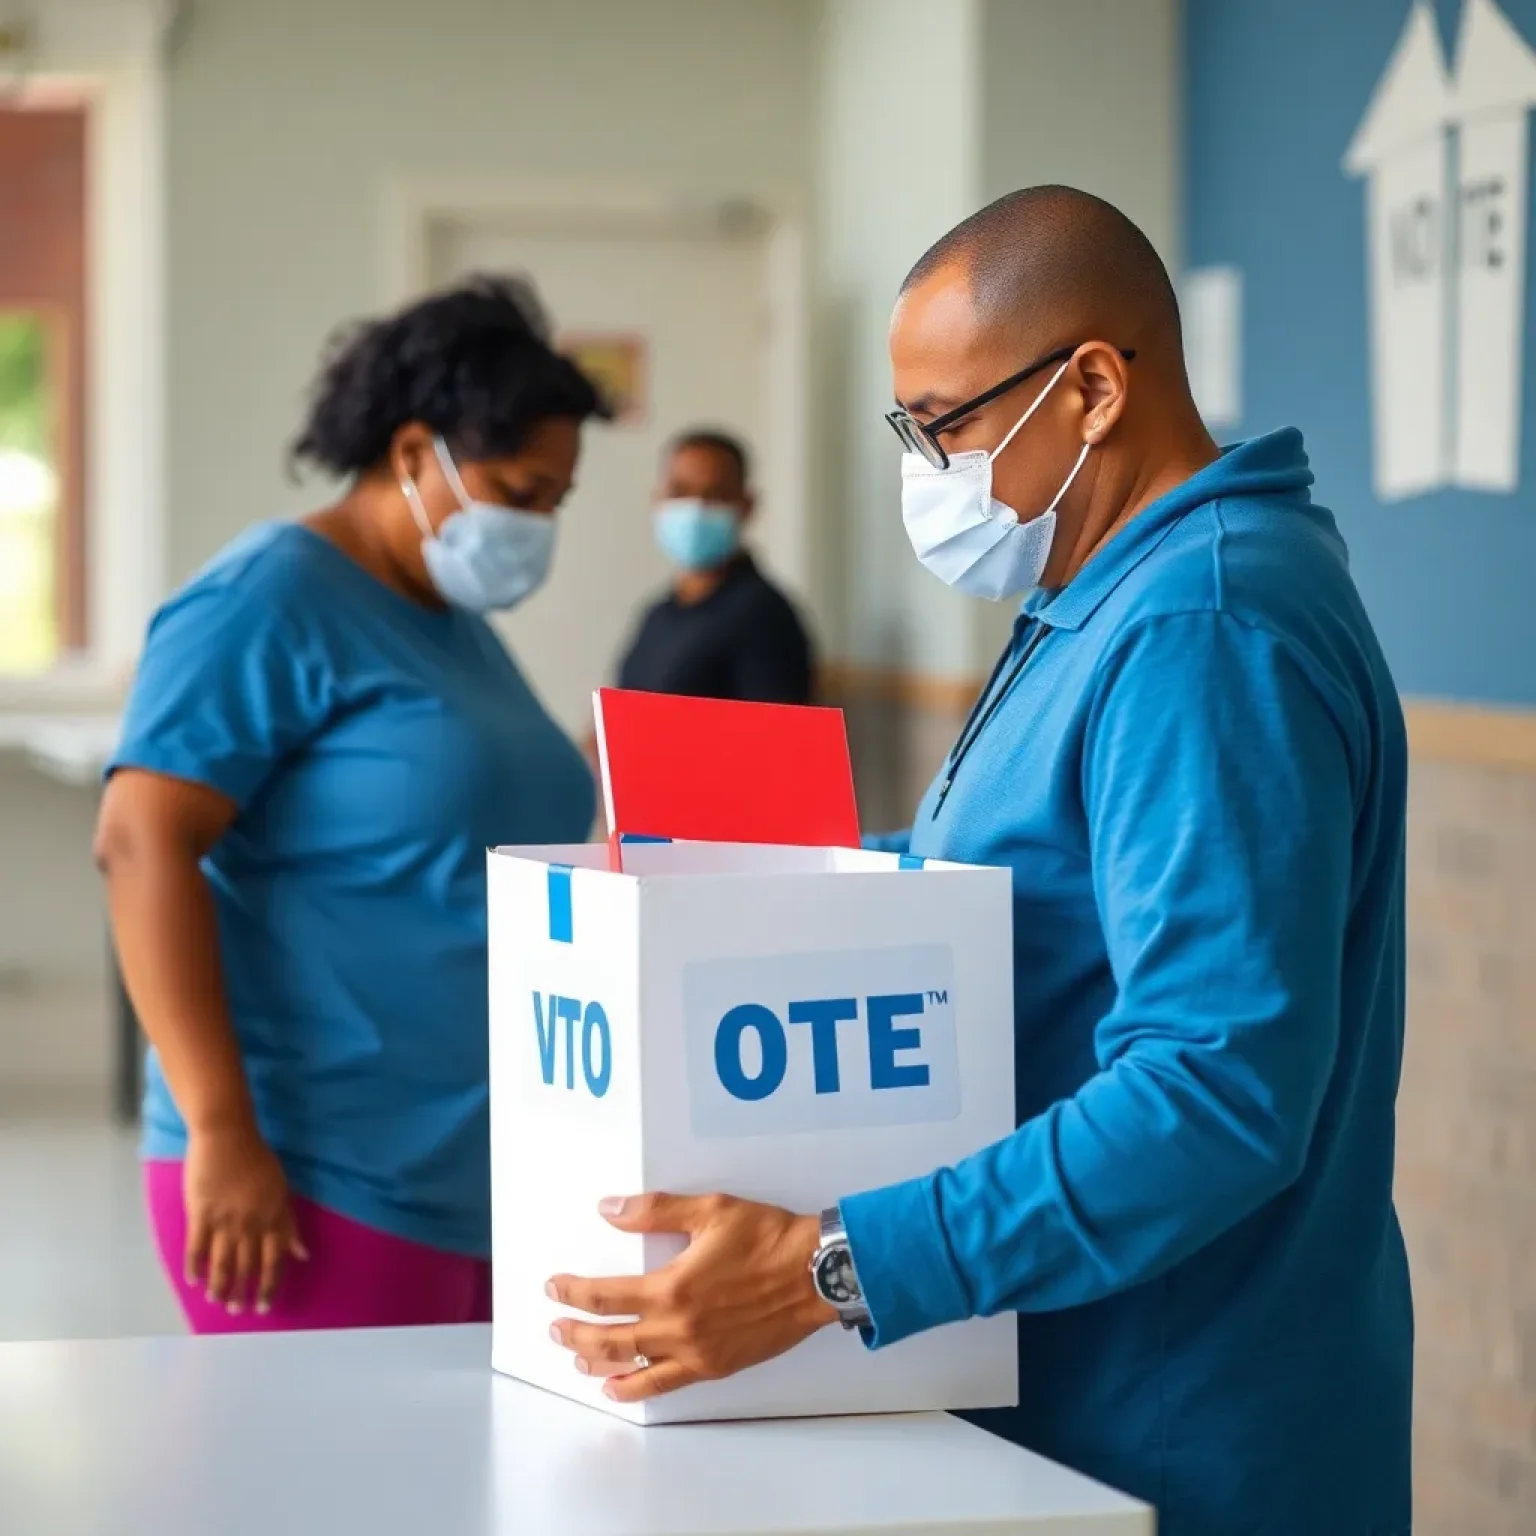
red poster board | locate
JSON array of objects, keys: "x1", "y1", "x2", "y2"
[{"x1": 593, "y1": 688, "x2": 860, "y2": 870}]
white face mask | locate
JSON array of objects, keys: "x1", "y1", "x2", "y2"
[
  {"x1": 402, "y1": 436, "x2": 556, "y2": 612},
  {"x1": 900, "y1": 358, "x2": 1091, "y2": 601}
]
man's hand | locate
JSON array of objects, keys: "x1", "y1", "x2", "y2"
[{"x1": 546, "y1": 1193, "x2": 837, "y2": 1402}]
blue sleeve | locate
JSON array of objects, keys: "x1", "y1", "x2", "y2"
[
  {"x1": 110, "y1": 575, "x2": 334, "y2": 809},
  {"x1": 860, "y1": 829, "x2": 912, "y2": 855},
  {"x1": 841, "y1": 611, "x2": 1355, "y2": 1343}
]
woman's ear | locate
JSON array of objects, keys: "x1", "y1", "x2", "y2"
[{"x1": 389, "y1": 421, "x2": 436, "y2": 494}]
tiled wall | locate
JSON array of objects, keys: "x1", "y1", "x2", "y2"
[
  {"x1": 837, "y1": 681, "x2": 1536, "y2": 1532},
  {"x1": 1400, "y1": 757, "x2": 1536, "y2": 1535}
]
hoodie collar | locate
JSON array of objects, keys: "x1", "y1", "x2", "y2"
[{"x1": 1027, "y1": 428, "x2": 1315, "y2": 633}]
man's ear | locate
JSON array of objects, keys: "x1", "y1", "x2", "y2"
[
  {"x1": 738, "y1": 490, "x2": 758, "y2": 524},
  {"x1": 1074, "y1": 342, "x2": 1130, "y2": 444}
]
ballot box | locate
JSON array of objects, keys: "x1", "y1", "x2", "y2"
[{"x1": 486, "y1": 837, "x2": 1019, "y2": 1424}]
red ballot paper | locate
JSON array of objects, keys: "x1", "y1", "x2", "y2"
[{"x1": 593, "y1": 687, "x2": 860, "y2": 870}]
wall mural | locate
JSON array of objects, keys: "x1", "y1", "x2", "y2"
[{"x1": 1345, "y1": 0, "x2": 1536, "y2": 500}]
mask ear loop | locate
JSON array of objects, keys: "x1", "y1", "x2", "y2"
[
  {"x1": 400, "y1": 473, "x2": 434, "y2": 541},
  {"x1": 433, "y1": 434, "x2": 475, "y2": 508},
  {"x1": 1046, "y1": 442, "x2": 1092, "y2": 515},
  {"x1": 402, "y1": 434, "x2": 471, "y2": 541},
  {"x1": 987, "y1": 357, "x2": 1074, "y2": 465}
]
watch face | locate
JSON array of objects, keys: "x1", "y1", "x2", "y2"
[{"x1": 815, "y1": 1244, "x2": 862, "y2": 1307}]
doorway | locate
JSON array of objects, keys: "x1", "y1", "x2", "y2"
[{"x1": 428, "y1": 210, "x2": 786, "y2": 737}]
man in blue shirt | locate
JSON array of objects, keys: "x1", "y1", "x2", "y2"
[{"x1": 547, "y1": 187, "x2": 1412, "y2": 1536}]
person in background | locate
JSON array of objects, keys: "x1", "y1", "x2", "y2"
[
  {"x1": 94, "y1": 276, "x2": 608, "y2": 1332},
  {"x1": 615, "y1": 429, "x2": 815, "y2": 705}
]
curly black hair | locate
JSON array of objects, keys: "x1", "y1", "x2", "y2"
[{"x1": 289, "y1": 274, "x2": 611, "y2": 477}]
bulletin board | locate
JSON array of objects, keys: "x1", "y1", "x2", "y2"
[{"x1": 561, "y1": 332, "x2": 648, "y2": 427}]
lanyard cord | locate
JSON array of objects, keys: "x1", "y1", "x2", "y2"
[{"x1": 932, "y1": 620, "x2": 1050, "y2": 820}]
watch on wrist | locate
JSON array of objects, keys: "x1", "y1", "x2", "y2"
[{"x1": 809, "y1": 1205, "x2": 871, "y2": 1330}]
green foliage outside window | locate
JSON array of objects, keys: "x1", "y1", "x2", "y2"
[{"x1": 0, "y1": 312, "x2": 59, "y2": 674}]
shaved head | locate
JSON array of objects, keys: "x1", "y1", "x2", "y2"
[
  {"x1": 888, "y1": 185, "x2": 1215, "y2": 590},
  {"x1": 902, "y1": 185, "x2": 1182, "y2": 354}
]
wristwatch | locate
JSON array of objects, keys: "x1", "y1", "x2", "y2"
[{"x1": 809, "y1": 1206, "x2": 871, "y2": 1330}]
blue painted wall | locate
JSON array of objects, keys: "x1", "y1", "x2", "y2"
[{"x1": 1185, "y1": 0, "x2": 1536, "y2": 705}]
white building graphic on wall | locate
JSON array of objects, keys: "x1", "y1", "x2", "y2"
[{"x1": 1345, "y1": 0, "x2": 1536, "y2": 500}]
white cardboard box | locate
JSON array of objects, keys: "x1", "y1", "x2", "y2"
[{"x1": 487, "y1": 839, "x2": 1018, "y2": 1424}]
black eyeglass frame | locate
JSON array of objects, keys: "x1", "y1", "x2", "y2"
[{"x1": 885, "y1": 342, "x2": 1137, "y2": 470}]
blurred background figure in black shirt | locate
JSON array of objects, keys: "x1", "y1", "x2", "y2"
[{"x1": 614, "y1": 428, "x2": 815, "y2": 705}]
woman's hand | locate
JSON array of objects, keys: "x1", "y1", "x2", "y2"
[
  {"x1": 183, "y1": 1121, "x2": 308, "y2": 1315},
  {"x1": 97, "y1": 770, "x2": 306, "y2": 1316}
]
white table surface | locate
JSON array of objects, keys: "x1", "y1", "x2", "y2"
[{"x1": 0, "y1": 1325, "x2": 1152, "y2": 1536}]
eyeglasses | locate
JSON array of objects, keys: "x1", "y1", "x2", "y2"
[{"x1": 885, "y1": 342, "x2": 1137, "y2": 470}]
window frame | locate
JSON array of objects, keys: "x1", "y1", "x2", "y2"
[{"x1": 0, "y1": 6, "x2": 169, "y2": 713}]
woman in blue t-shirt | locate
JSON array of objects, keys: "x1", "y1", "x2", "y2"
[{"x1": 96, "y1": 276, "x2": 608, "y2": 1332}]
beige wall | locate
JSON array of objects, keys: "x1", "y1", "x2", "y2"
[
  {"x1": 1, "y1": 0, "x2": 1186, "y2": 1085},
  {"x1": 165, "y1": 0, "x2": 819, "y2": 581},
  {"x1": 972, "y1": 0, "x2": 1181, "y2": 665},
  {"x1": 980, "y1": 0, "x2": 1180, "y2": 253},
  {"x1": 813, "y1": 0, "x2": 984, "y2": 676},
  {"x1": 0, "y1": 0, "x2": 821, "y2": 1096},
  {"x1": 814, "y1": 0, "x2": 1183, "y2": 691}
]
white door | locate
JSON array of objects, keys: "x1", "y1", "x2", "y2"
[{"x1": 430, "y1": 216, "x2": 773, "y2": 737}]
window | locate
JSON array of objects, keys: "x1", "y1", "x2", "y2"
[
  {"x1": 0, "y1": 106, "x2": 87, "y2": 679},
  {"x1": 0, "y1": 311, "x2": 61, "y2": 671}
]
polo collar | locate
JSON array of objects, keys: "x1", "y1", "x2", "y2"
[{"x1": 1025, "y1": 429, "x2": 1314, "y2": 633}]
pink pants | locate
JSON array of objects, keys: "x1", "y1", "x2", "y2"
[{"x1": 144, "y1": 1160, "x2": 491, "y2": 1334}]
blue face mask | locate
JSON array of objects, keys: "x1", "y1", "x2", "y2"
[
  {"x1": 402, "y1": 437, "x2": 555, "y2": 612},
  {"x1": 654, "y1": 499, "x2": 741, "y2": 572}
]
